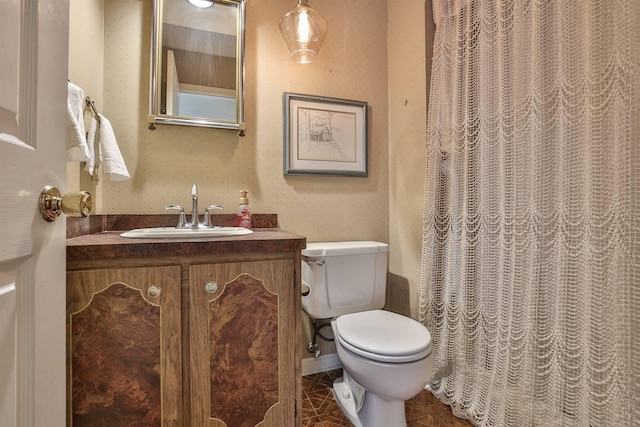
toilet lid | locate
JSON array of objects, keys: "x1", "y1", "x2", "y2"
[{"x1": 335, "y1": 310, "x2": 432, "y2": 363}]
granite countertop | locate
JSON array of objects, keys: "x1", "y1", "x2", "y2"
[{"x1": 67, "y1": 214, "x2": 306, "y2": 263}]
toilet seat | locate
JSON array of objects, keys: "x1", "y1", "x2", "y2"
[{"x1": 334, "y1": 310, "x2": 432, "y2": 363}]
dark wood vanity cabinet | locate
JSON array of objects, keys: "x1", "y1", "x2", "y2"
[
  {"x1": 189, "y1": 259, "x2": 296, "y2": 426},
  {"x1": 66, "y1": 228, "x2": 304, "y2": 427},
  {"x1": 66, "y1": 266, "x2": 182, "y2": 426}
]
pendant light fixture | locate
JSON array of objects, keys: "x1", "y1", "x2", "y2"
[
  {"x1": 187, "y1": 0, "x2": 214, "y2": 8},
  {"x1": 278, "y1": 0, "x2": 328, "y2": 64}
]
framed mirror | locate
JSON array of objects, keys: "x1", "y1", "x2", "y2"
[{"x1": 149, "y1": 0, "x2": 246, "y2": 132}]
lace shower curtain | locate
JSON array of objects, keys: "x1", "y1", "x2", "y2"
[{"x1": 419, "y1": 1, "x2": 639, "y2": 426}]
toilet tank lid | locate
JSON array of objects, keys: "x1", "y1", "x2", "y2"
[{"x1": 302, "y1": 241, "x2": 389, "y2": 257}]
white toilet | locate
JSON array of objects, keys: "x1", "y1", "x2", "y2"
[{"x1": 301, "y1": 241, "x2": 433, "y2": 427}]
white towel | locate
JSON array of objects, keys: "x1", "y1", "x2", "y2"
[
  {"x1": 66, "y1": 82, "x2": 90, "y2": 162},
  {"x1": 97, "y1": 114, "x2": 130, "y2": 181},
  {"x1": 84, "y1": 115, "x2": 99, "y2": 176}
]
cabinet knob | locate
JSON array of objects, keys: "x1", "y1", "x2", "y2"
[
  {"x1": 205, "y1": 281, "x2": 218, "y2": 293},
  {"x1": 147, "y1": 285, "x2": 161, "y2": 298}
]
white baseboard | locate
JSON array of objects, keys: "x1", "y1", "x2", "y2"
[{"x1": 302, "y1": 353, "x2": 342, "y2": 376}]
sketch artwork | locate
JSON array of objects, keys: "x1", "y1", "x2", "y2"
[
  {"x1": 284, "y1": 92, "x2": 367, "y2": 176},
  {"x1": 296, "y1": 107, "x2": 357, "y2": 163}
]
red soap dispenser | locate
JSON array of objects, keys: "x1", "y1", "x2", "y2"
[{"x1": 235, "y1": 190, "x2": 252, "y2": 229}]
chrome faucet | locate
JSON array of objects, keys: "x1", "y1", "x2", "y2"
[
  {"x1": 165, "y1": 184, "x2": 223, "y2": 229},
  {"x1": 190, "y1": 184, "x2": 199, "y2": 228}
]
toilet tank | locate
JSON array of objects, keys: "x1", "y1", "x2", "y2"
[{"x1": 301, "y1": 241, "x2": 389, "y2": 319}]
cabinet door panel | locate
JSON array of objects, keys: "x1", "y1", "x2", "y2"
[
  {"x1": 67, "y1": 266, "x2": 182, "y2": 426},
  {"x1": 190, "y1": 260, "x2": 295, "y2": 427}
]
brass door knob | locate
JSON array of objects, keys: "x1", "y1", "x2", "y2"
[{"x1": 39, "y1": 185, "x2": 92, "y2": 222}]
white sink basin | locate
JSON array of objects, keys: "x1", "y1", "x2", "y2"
[{"x1": 120, "y1": 226, "x2": 253, "y2": 239}]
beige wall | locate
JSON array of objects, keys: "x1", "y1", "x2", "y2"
[
  {"x1": 81, "y1": 0, "x2": 390, "y2": 245},
  {"x1": 387, "y1": 0, "x2": 433, "y2": 318},
  {"x1": 67, "y1": 0, "x2": 104, "y2": 209},
  {"x1": 69, "y1": 0, "x2": 433, "y2": 363}
]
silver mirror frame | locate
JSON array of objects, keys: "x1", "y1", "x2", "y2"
[{"x1": 148, "y1": 0, "x2": 246, "y2": 132}]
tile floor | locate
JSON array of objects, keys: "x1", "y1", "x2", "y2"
[{"x1": 302, "y1": 369, "x2": 474, "y2": 427}]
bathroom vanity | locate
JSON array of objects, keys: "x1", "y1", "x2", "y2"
[{"x1": 66, "y1": 215, "x2": 305, "y2": 426}]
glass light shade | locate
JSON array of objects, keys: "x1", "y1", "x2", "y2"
[
  {"x1": 278, "y1": 0, "x2": 328, "y2": 63},
  {"x1": 187, "y1": 0, "x2": 214, "y2": 8}
]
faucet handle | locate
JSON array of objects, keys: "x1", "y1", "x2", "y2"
[
  {"x1": 165, "y1": 205, "x2": 186, "y2": 228},
  {"x1": 202, "y1": 205, "x2": 224, "y2": 227}
]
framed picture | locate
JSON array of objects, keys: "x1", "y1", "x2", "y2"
[{"x1": 283, "y1": 93, "x2": 368, "y2": 176}]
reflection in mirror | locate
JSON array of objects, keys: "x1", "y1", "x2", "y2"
[{"x1": 149, "y1": 0, "x2": 245, "y2": 132}]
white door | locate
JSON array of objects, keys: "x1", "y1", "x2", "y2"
[{"x1": 0, "y1": 1, "x2": 70, "y2": 426}]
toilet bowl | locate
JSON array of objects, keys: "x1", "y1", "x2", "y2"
[
  {"x1": 331, "y1": 310, "x2": 432, "y2": 427},
  {"x1": 301, "y1": 241, "x2": 433, "y2": 427}
]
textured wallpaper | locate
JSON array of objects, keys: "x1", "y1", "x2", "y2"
[
  {"x1": 387, "y1": 0, "x2": 431, "y2": 319},
  {"x1": 81, "y1": 0, "x2": 389, "y2": 244}
]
